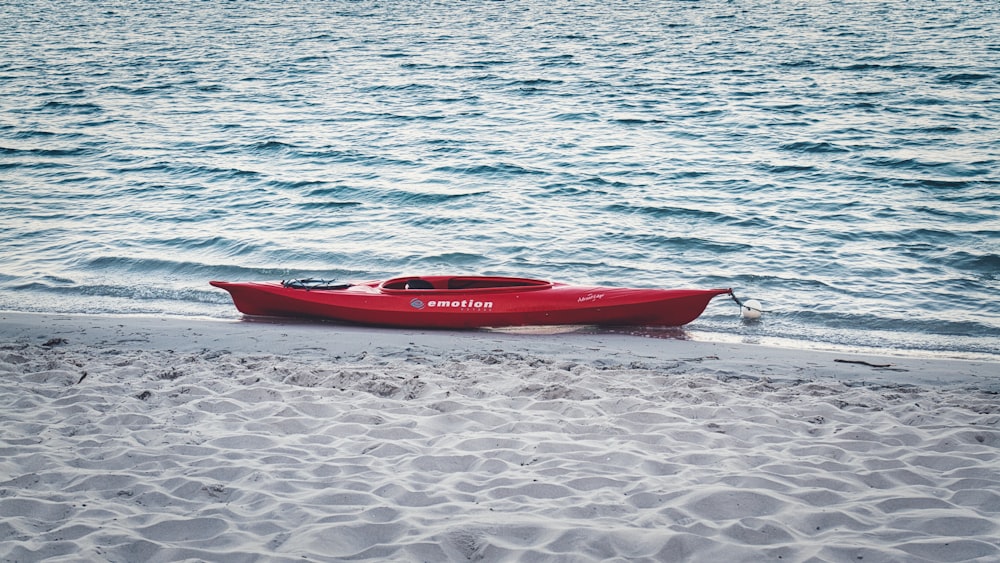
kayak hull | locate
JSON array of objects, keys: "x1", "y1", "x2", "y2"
[{"x1": 210, "y1": 276, "x2": 732, "y2": 329}]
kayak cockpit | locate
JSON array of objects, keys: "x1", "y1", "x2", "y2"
[{"x1": 379, "y1": 276, "x2": 554, "y2": 293}]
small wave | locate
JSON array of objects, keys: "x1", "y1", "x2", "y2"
[
  {"x1": 400, "y1": 62, "x2": 492, "y2": 71},
  {"x1": 37, "y1": 100, "x2": 103, "y2": 114},
  {"x1": 790, "y1": 310, "x2": 997, "y2": 339},
  {"x1": 532, "y1": 183, "x2": 603, "y2": 197},
  {"x1": 937, "y1": 72, "x2": 993, "y2": 83},
  {"x1": 860, "y1": 156, "x2": 977, "y2": 174},
  {"x1": 101, "y1": 82, "x2": 181, "y2": 96},
  {"x1": 357, "y1": 83, "x2": 435, "y2": 92},
  {"x1": 8, "y1": 274, "x2": 75, "y2": 289},
  {"x1": 168, "y1": 163, "x2": 263, "y2": 181},
  {"x1": 755, "y1": 163, "x2": 818, "y2": 174},
  {"x1": 406, "y1": 252, "x2": 489, "y2": 268},
  {"x1": 511, "y1": 78, "x2": 565, "y2": 87},
  {"x1": 266, "y1": 179, "x2": 329, "y2": 191},
  {"x1": 430, "y1": 163, "x2": 546, "y2": 178},
  {"x1": 250, "y1": 140, "x2": 297, "y2": 153},
  {"x1": 612, "y1": 233, "x2": 752, "y2": 255},
  {"x1": 552, "y1": 112, "x2": 601, "y2": 122},
  {"x1": 611, "y1": 117, "x2": 671, "y2": 126},
  {"x1": 298, "y1": 200, "x2": 364, "y2": 210},
  {"x1": 912, "y1": 205, "x2": 994, "y2": 222},
  {"x1": 12, "y1": 129, "x2": 84, "y2": 140},
  {"x1": 579, "y1": 176, "x2": 633, "y2": 189},
  {"x1": 384, "y1": 189, "x2": 489, "y2": 206},
  {"x1": 541, "y1": 57, "x2": 582, "y2": 69},
  {"x1": 779, "y1": 141, "x2": 850, "y2": 154},
  {"x1": 299, "y1": 147, "x2": 420, "y2": 168},
  {"x1": 779, "y1": 59, "x2": 819, "y2": 68},
  {"x1": 586, "y1": 144, "x2": 633, "y2": 153},
  {"x1": 295, "y1": 55, "x2": 331, "y2": 64},
  {"x1": 304, "y1": 185, "x2": 363, "y2": 198},
  {"x1": 883, "y1": 228, "x2": 965, "y2": 244},
  {"x1": 904, "y1": 178, "x2": 976, "y2": 190},
  {"x1": 883, "y1": 125, "x2": 964, "y2": 136},
  {"x1": 937, "y1": 252, "x2": 1000, "y2": 278},
  {"x1": 604, "y1": 203, "x2": 739, "y2": 225},
  {"x1": 78, "y1": 256, "x2": 276, "y2": 279},
  {"x1": 0, "y1": 146, "x2": 93, "y2": 158},
  {"x1": 14, "y1": 281, "x2": 230, "y2": 306},
  {"x1": 149, "y1": 236, "x2": 266, "y2": 258},
  {"x1": 828, "y1": 62, "x2": 937, "y2": 73}
]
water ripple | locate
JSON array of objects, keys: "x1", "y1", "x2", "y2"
[{"x1": 1, "y1": 0, "x2": 998, "y2": 359}]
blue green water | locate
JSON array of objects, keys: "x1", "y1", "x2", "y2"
[{"x1": 2, "y1": 0, "x2": 998, "y2": 359}]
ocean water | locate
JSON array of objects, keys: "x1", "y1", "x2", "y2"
[{"x1": 2, "y1": 0, "x2": 998, "y2": 360}]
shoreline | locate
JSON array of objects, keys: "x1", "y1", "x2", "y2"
[
  {"x1": 2, "y1": 297, "x2": 997, "y2": 363},
  {"x1": 2, "y1": 311, "x2": 997, "y2": 390},
  {"x1": 3, "y1": 311, "x2": 999, "y2": 561}
]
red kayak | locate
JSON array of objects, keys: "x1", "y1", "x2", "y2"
[{"x1": 210, "y1": 276, "x2": 733, "y2": 329}]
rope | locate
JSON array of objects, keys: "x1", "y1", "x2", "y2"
[
  {"x1": 281, "y1": 278, "x2": 353, "y2": 291},
  {"x1": 728, "y1": 290, "x2": 764, "y2": 315}
]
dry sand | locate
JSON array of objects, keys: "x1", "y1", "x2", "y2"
[{"x1": 2, "y1": 312, "x2": 998, "y2": 562}]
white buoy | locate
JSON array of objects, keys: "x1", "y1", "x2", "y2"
[{"x1": 741, "y1": 299, "x2": 763, "y2": 320}]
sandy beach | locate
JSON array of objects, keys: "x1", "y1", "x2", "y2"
[{"x1": 2, "y1": 312, "x2": 998, "y2": 562}]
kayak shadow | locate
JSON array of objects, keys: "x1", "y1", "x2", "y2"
[
  {"x1": 594, "y1": 326, "x2": 693, "y2": 340},
  {"x1": 488, "y1": 324, "x2": 693, "y2": 340},
  {"x1": 234, "y1": 315, "x2": 693, "y2": 340}
]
